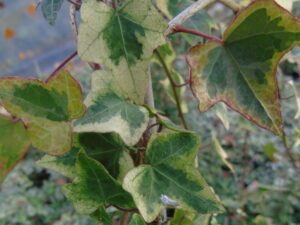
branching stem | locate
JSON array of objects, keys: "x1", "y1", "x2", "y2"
[{"x1": 154, "y1": 50, "x2": 188, "y2": 129}]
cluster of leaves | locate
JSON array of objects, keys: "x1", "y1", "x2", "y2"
[{"x1": 1, "y1": 0, "x2": 300, "y2": 224}]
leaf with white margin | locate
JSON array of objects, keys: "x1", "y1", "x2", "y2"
[
  {"x1": 0, "y1": 71, "x2": 84, "y2": 155},
  {"x1": 77, "y1": 132, "x2": 134, "y2": 181},
  {"x1": 74, "y1": 92, "x2": 149, "y2": 146},
  {"x1": 78, "y1": 0, "x2": 167, "y2": 103},
  {"x1": 123, "y1": 132, "x2": 223, "y2": 222},
  {"x1": 37, "y1": 147, "x2": 81, "y2": 179},
  {"x1": 187, "y1": 0, "x2": 300, "y2": 135},
  {"x1": 63, "y1": 151, "x2": 135, "y2": 215}
]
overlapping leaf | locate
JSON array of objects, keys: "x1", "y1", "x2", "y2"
[
  {"x1": 37, "y1": 146, "x2": 81, "y2": 179},
  {"x1": 41, "y1": 0, "x2": 64, "y2": 25},
  {"x1": 63, "y1": 151, "x2": 135, "y2": 215},
  {"x1": 187, "y1": 0, "x2": 300, "y2": 135},
  {"x1": 0, "y1": 115, "x2": 30, "y2": 182},
  {"x1": 74, "y1": 70, "x2": 149, "y2": 146},
  {"x1": 77, "y1": 132, "x2": 134, "y2": 180},
  {"x1": 123, "y1": 132, "x2": 223, "y2": 222},
  {"x1": 78, "y1": 0, "x2": 167, "y2": 103},
  {"x1": 0, "y1": 71, "x2": 85, "y2": 155}
]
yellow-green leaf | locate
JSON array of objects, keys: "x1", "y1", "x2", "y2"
[{"x1": 0, "y1": 115, "x2": 30, "y2": 182}]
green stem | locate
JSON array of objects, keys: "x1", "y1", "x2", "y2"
[{"x1": 154, "y1": 50, "x2": 188, "y2": 129}]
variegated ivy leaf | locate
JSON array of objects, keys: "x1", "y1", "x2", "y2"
[
  {"x1": 41, "y1": 0, "x2": 64, "y2": 25},
  {"x1": 154, "y1": 43, "x2": 188, "y2": 113},
  {"x1": 156, "y1": 0, "x2": 217, "y2": 45},
  {"x1": 77, "y1": 132, "x2": 134, "y2": 181},
  {"x1": 187, "y1": 0, "x2": 300, "y2": 135},
  {"x1": 0, "y1": 115, "x2": 30, "y2": 182},
  {"x1": 37, "y1": 147, "x2": 81, "y2": 179},
  {"x1": 78, "y1": 0, "x2": 167, "y2": 103},
  {"x1": 123, "y1": 132, "x2": 223, "y2": 223},
  {"x1": 129, "y1": 214, "x2": 147, "y2": 225},
  {"x1": 0, "y1": 71, "x2": 85, "y2": 155},
  {"x1": 63, "y1": 151, "x2": 135, "y2": 215},
  {"x1": 74, "y1": 74, "x2": 149, "y2": 146}
]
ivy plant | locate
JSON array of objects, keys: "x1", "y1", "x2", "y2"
[{"x1": 1, "y1": 0, "x2": 300, "y2": 224}]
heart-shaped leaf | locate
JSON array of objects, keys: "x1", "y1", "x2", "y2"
[
  {"x1": 0, "y1": 71, "x2": 85, "y2": 155},
  {"x1": 123, "y1": 132, "x2": 223, "y2": 222},
  {"x1": 78, "y1": 0, "x2": 167, "y2": 103},
  {"x1": 63, "y1": 151, "x2": 135, "y2": 214}
]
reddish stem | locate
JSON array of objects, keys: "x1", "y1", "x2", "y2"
[
  {"x1": 47, "y1": 51, "x2": 78, "y2": 81},
  {"x1": 173, "y1": 25, "x2": 223, "y2": 43}
]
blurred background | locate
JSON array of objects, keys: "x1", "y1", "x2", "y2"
[{"x1": 0, "y1": 0, "x2": 300, "y2": 224}]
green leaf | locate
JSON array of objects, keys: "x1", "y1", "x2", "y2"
[
  {"x1": 77, "y1": 132, "x2": 134, "y2": 181},
  {"x1": 63, "y1": 151, "x2": 134, "y2": 214},
  {"x1": 91, "y1": 206, "x2": 113, "y2": 225},
  {"x1": 37, "y1": 146, "x2": 81, "y2": 179},
  {"x1": 0, "y1": 115, "x2": 30, "y2": 182},
  {"x1": 129, "y1": 214, "x2": 147, "y2": 225},
  {"x1": 41, "y1": 0, "x2": 64, "y2": 25},
  {"x1": 78, "y1": 0, "x2": 166, "y2": 103},
  {"x1": 123, "y1": 132, "x2": 223, "y2": 222},
  {"x1": 0, "y1": 71, "x2": 84, "y2": 155},
  {"x1": 74, "y1": 92, "x2": 149, "y2": 146},
  {"x1": 187, "y1": 0, "x2": 300, "y2": 135}
]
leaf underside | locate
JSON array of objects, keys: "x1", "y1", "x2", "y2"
[{"x1": 187, "y1": 0, "x2": 300, "y2": 135}]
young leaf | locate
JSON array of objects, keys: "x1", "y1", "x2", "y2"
[
  {"x1": 77, "y1": 132, "x2": 134, "y2": 181},
  {"x1": 37, "y1": 146, "x2": 81, "y2": 179},
  {"x1": 41, "y1": 0, "x2": 64, "y2": 25},
  {"x1": 0, "y1": 115, "x2": 30, "y2": 182},
  {"x1": 63, "y1": 151, "x2": 135, "y2": 215},
  {"x1": 74, "y1": 92, "x2": 149, "y2": 146},
  {"x1": 123, "y1": 132, "x2": 223, "y2": 222},
  {"x1": 91, "y1": 206, "x2": 113, "y2": 225},
  {"x1": 78, "y1": 0, "x2": 167, "y2": 103},
  {"x1": 187, "y1": 0, "x2": 300, "y2": 135},
  {"x1": 129, "y1": 214, "x2": 147, "y2": 225},
  {"x1": 0, "y1": 71, "x2": 85, "y2": 155}
]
